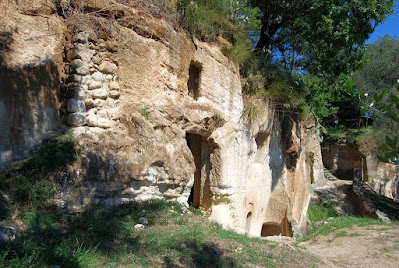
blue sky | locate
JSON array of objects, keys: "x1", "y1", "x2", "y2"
[{"x1": 367, "y1": 0, "x2": 399, "y2": 43}]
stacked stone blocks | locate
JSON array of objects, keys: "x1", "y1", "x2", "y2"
[{"x1": 65, "y1": 31, "x2": 120, "y2": 128}]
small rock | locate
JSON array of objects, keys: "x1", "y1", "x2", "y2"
[
  {"x1": 88, "y1": 81, "x2": 102, "y2": 90},
  {"x1": 73, "y1": 31, "x2": 89, "y2": 44},
  {"x1": 91, "y1": 71, "x2": 103, "y2": 82},
  {"x1": 109, "y1": 81, "x2": 120, "y2": 90},
  {"x1": 0, "y1": 227, "x2": 17, "y2": 244},
  {"x1": 105, "y1": 74, "x2": 114, "y2": 81},
  {"x1": 327, "y1": 217, "x2": 335, "y2": 222},
  {"x1": 90, "y1": 88, "x2": 109, "y2": 99},
  {"x1": 92, "y1": 55, "x2": 102, "y2": 65},
  {"x1": 70, "y1": 59, "x2": 90, "y2": 75},
  {"x1": 86, "y1": 112, "x2": 111, "y2": 128},
  {"x1": 376, "y1": 210, "x2": 391, "y2": 223},
  {"x1": 134, "y1": 224, "x2": 145, "y2": 230},
  {"x1": 67, "y1": 113, "x2": 86, "y2": 126},
  {"x1": 109, "y1": 90, "x2": 120, "y2": 98},
  {"x1": 99, "y1": 61, "x2": 118, "y2": 74},
  {"x1": 93, "y1": 99, "x2": 106, "y2": 108},
  {"x1": 314, "y1": 221, "x2": 329, "y2": 227},
  {"x1": 68, "y1": 84, "x2": 86, "y2": 100},
  {"x1": 70, "y1": 43, "x2": 95, "y2": 61},
  {"x1": 139, "y1": 217, "x2": 148, "y2": 225},
  {"x1": 180, "y1": 243, "x2": 187, "y2": 249},
  {"x1": 67, "y1": 74, "x2": 83, "y2": 83},
  {"x1": 67, "y1": 99, "x2": 86, "y2": 113},
  {"x1": 168, "y1": 209, "x2": 175, "y2": 213},
  {"x1": 84, "y1": 98, "x2": 95, "y2": 108}
]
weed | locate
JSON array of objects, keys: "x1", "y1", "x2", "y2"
[
  {"x1": 140, "y1": 106, "x2": 150, "y2": 119},
  {"x1": 243, "y1": 103, "x2": 260, "y2": 125},
  {"x1": 222, "y1": 37, "x2": 252, "y2": 64}
]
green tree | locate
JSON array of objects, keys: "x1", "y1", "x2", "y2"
[
  {"x1": 353, "y1": 35, "x2": 399, "y2": 109},
  {"x1": 250, "y1": 0, "x2": 394, "y2": 76}
]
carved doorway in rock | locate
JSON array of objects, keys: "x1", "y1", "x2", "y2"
[{"x1": 186, "y1": 133, "x2": 212, "y2": 209}]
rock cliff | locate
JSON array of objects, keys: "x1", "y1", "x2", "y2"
[{"x1": 0, "y1": 0, "x2": 325, "y2": 238}]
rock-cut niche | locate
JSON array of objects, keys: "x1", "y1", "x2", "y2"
[
  {"x1": 187, "y1": 61, "x2": 202, "y2": 100},
  {"x1": 261, "y1": 211, "x2": 293, "y2": 237},
  {"x1": 186, "y1": 133, "x2": 212, "y2": 209}
]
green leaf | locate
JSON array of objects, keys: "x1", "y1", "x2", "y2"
[{"x1": 192, "y1": 35, "x2": 199, "y2": 47}]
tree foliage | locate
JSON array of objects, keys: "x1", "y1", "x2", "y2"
[{"x1": 250, "y1": 0, "x2": 395, "y2": 76}]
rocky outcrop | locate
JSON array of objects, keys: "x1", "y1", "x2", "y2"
[
  {"x1": 352, "y1": 169, "x2": 399, "y2": 221},
  {"x1": 321, "y1": 140, "x2": 363, "y2": 180},
  {"x1": 0, "y1": 1, "x2": 325, "y2": 238},
  {"x1": 364, "y1": 155, "x2": 399, "y2": 199},
  {"x1": 322, "y1": 140, "x2": 399, "y2": 199}
]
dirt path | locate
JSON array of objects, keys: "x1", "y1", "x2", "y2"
[{"x1": 299, "y1": 224, "x2": 399, "y2": 267}]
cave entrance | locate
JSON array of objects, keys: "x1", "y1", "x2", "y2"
[
  {"x1": 261, "y1": 222, "x2": 283, "y2": 237},
  {"x1": 261, "y1": 213, "x2": 293, "y2": 237},
  {"x1": 186, "y1": 133, "x2": 212, "y2": 209},
  {"x1": 187, "y1": 61, "x2": 202, "y2": 100}
]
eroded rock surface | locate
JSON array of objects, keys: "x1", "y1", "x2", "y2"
[{"x1": 0, "y1": 1, "x2": 325, "y2": 238}]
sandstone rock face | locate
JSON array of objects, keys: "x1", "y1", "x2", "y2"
[
  {"x1": 0, "y1": 4, "x2": 64, "y2": 169},
  {"x1": 321, "y1": 141, "x2": 399, "y2": 199},
  {"x1": 0, "y1": 1, "x2": 324, "y2": 238},
  {"x1": 364, "y1": 156, "x2": 399, "y2": 199},
  {"x1": 321, "y1": 140, "x2": 363, "y2": 180}
]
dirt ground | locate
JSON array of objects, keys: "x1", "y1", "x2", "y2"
[{"x1": 298, "y1": 224, "x2": 399, "y2": 268}]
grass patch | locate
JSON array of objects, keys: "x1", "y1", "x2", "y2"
[
  {"x1": 334, "y1": 231, "x2": 360, "y2": 238},
  {"x1": 1, "y1": 200, "x2": 319, "y2": 267},
  {"x1": 308, "y1": 202, "x2": 339, "y2": 223},
  {"x1": 299, "y1": 216, "x2": 388, "y2": 243},
  {"x1": 0, "y1": 135, "x2": 77, "y2": 217}
]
